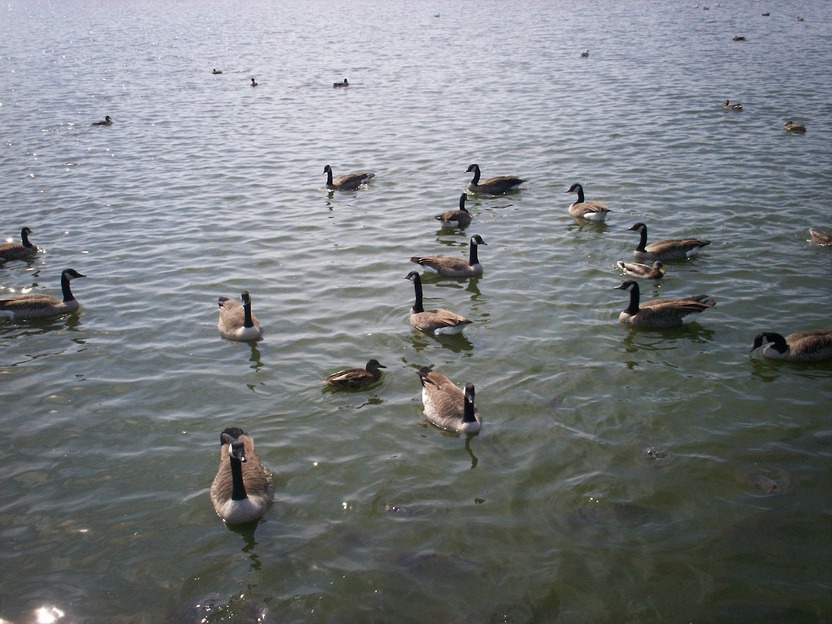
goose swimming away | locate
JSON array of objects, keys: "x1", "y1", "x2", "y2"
[
  {"x1": 434, "y1": 193, "x2": 473, "y2": 228},
  {"x1": 809, "y1": 228, "x2": 832, "y2": 246},
  {"x1": 751, "y1": 329, "x2": 832, "y2": 362},
  {"x1": 250, "y1": 78, "x2": 258, "y2": 86},
  {"x1": 322, "y1": 164, "x2": 375, "y2": 190},
  {"x1": 217, "y1": 291, "x2": 263, "y2": 341},
  {"x1": 615, "y1": 280, "x2": 716, "y2": 328},
  {"x1": 465, "y1": 164, "x2": 525, "y2": 195},
  {"x1": 417, "y1": 367, "x2": 481, "y2": 433},
  {"x1": 784, "y1": 120, "x2": 806, "y2": 133},
  {"x1": 92, "y1": 115, "x2": 112, "y2": 126},
  {"x1": 410, "y1": 234, "x2": 487, "y2": 277},
  {"x1": 616, "y1": 260, "x2": 665, "y2": 280},
  {"x1": 405, "y1": 271, "x2": 472, "y2": 334},
  {"x1": 565, "y1": 183, "x2": 611, "y2": 221},
  {"x1": 322, "y1": 359, "x2": 386, "y2": 388},
  {"x1": 0, "y1": 268, "x2": 85, "y2": 321},
  {"x1": 723, "y1": 100, "x2": 743, "y2": 111},
  {"x1": 629, "y1": 222, "x2": 711, "y2": 261},
  {"x1": 333, "y1": 78, "x2": 349, "y2": 88},
  {"x1": 212, "y1": 69, "x2": 223, "y2": 74},
  {"x1": 0, "y1": 227, "x2": 38, "y2": 262},
  {"x1": 210, "y1": 427, "x2": 274, "y2": 525}
]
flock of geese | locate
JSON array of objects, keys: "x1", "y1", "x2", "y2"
[{"x1": 2, "y1": 153, "x2": 831, "y2": 524}]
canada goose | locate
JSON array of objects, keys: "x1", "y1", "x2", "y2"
[
  {"x1": 629, "y1": 222, "x2": 711, "y2": 261},
  {"x1": 333, "y1": 78, "x2": 349, "y2": 88},
  {"x1": 616, "y1": 260, "x2": 665, "y2": 280},
  {"x1": 416, "y1": 367, "x2": 481, "y2": 433},
  {"x1": 250, "y1": 78, "x2": 258, "y2": 86},
  {"x1": 565, "y1": 183, "x2": 611, "y2": 221},
  {"x1": 465, "y1": 164, "x2": 525, "y2": 195},
  {"x1": 434, "y1": 193, "x2": 473, "y2": 228},
  {"x1": 322, "y1": 359, "x2": 386, "y2": 388},
  {"x1": 322, "y1": 164, "x2": 375, "y2": 191},
  {"x1": 723, "y1": 100, "x2": 743, "y2": 111},
  {"x1": 92, "y1": 115, "x2": 112, "y2": 126},
  {"x1": 0, "y1": 227, "x2": 38, "y2": 262},
  {"x1": 410, "y1": 234, "x2": 487, "y2": 277},
  {"x1": 615, "y1": 280, "x2": 716, "y2": 328},
  {"x1": 0, "y1": 268, "x2": 85, "y2": 321},
  {"x1": 751, "y1": 329, "x2": 832, "y2": 362},
  {"x1": 212, "y1": 68, "x2": 223, "y2": 74},
  {"x1": 809, "y1": 228, "x2": 832, "y2": 246},
  {"x1": 784, "y1": 120, "x2": 806, "y2": 133},
  {"x1": 210, "y1": 427, "x2": 274, "y2": 525},
  {"x1": 217, "y1": 291, "x2": 263, "y2": 341},
  {"x1": 405, "y1": 271, "x2": 472, "y2": 334}
]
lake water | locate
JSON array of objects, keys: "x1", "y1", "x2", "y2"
[{"x1": 1, "y1": 0, "x2": 831, "y2": 622}]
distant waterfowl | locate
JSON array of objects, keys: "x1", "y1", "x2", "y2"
[
  {"x1": 565, "y1": 183, "x2": 611, "y2": 221},
  {"x1": 580, "y1": 49, "x2": 590, "y2": 57},
  {"x1": 210, "y1": 427, "x2": 274, "y2": 525},
  {"x1": 751, "y1": 329, "x2": 832, "y2": 362},
  {"x1": 723, "y1": 99, "x2": 743, "y2": 111},
  {"x1": 809, "y1": 228, "x2": 832, "y2": 246},
  {"x1": 0, "y1": 268, "x2": 85, "y2": 321},
  {"x1": 732, "y1": 35, "x2": 746, "y2": 41},
  {"x1": 796, "y1": 16, "x2": 804, "y2": 22},
  {"x1": 616, "y1": 260, "x2": 665, "y2": 280},
  {"x1": 615, "y1": 280, "x2": 716, "y2": 328},
  {"x1": 405, "y1": 271, "x2": 472, "y2": 334},
  {"x1": 417, "y1": 367, "x2": 481, "y2": 433},
  {"x1": 0, "y1": 227, "x2": 38, "y2": 262},
  {"x1": 322, "y1": 164, "x2": 375, "y2": 191},
  {"x1": 250, "y1": 78, "x2": 258, "y2": 86},
  {"x1": 410, "y1": 234, "x2": 486, "y2": 277},
  {"x1": 212, "y1": 69, "x2": 223, "y2": 74},
  {"x1": 333, "y1": 78, "x2": 349, "y2": 88},
  {"x1": 322, "y1": 359, "x2": 386, "y2": 388},
  {"x1": 784, "y1": 120, "x2": 806, "y2": 133},
  {"x1": 92, "y1": 115, "x2": 112, "y2": 126},
  {"x1": 465, "y1": 164, "x2": 525, "y2": 195},
  {"x1": 629, "y1": 222, "x2": 711, "y2": 261},
  {"x1": 434, "y1": 193, "x2": 473, "y2": 228},
  {"x1": 762, "y1": 12, "x2": 770, "y2": 16},
  {"x1": 217, "y1": 291, "x2": 263, "y2": 341}
]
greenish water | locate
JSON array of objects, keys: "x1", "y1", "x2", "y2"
[{"x1": 1, "y1": 0, "x2": 831, "y2": 622}]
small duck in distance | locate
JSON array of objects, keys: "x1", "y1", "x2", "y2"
[
  {"x1": 212, "y1": 68, "x2": 223, "y2": 74},
  {"x1": 784, "y1": 120, "x2": 806, "y2": 133},
  {"x1": 322, "y1": 359, "x2": 386, "y2": 388},
  {"x1": 465, "y1": 164, "x2": 525, "y2": 195},
  {"x1": 616, "y1": 260, "x2": 665, "y2": 280},
  {"x1": 250, "y1": 77, "x2": 258, "y2": 86},
  {"x1": 580, "y1": 49, "x2": 590, "y2": 57},
  {"x1": 732, "y1": 35, "x2": 746, "y2": 41},
  {"x1": 92, "y1": 115, "x2": 112, "y2": 126},
  {"x1": 333, "y1": 78, "x2": 349, "y2": 88},
  {"x1": 434, "y1": 193, "x2": 473, "y2": 228},
  {"x1": 723, "y1": 100, "x2": 743, "y2": 111}
]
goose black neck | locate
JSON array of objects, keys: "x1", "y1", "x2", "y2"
[
  {"x1": 21, "y1": 229, "x2": 33, "y2": 248},
  {"x1": 60, "y1": 272, "x2": 76, "y2": 302},
  {"x1": 458, "y1": 195, "x2": 468, "y2": 211},
  {"x1": 624, "y1": 283, "x2": 641, "y2": 315},
  {"x1": 411, "y1": 275, "x2": 424, "y2": 313},
  {"x1": 635, "y1": 226, "x2": 648, "y2": 252},
  {"x1": 463, "y1": 395, "x2": 476, "y2": 424},
  {"x1": 469, "y1": 166, "x2": 481, "y2": 185},
  {"x1": 324, "y1": 167, "x2": 333, "y2": 185},
  {"x1": 229, "y1": 456, "x2": 248, "y2": 501},
  {"x1": 468, "y1": 240, "x2": 480, "y2": 265},
  {"x1": 243, "y1": 300, "x2": 254, "y2": 328},
  {"x1": 575, "y1": 186, "x2": 585, "y2": 203}
]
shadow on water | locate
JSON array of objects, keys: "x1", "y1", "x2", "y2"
[
  {"x1": 405, "y1": 327, "x2": 474, "y2": 354},
  {"x1": 749, "y1": 353, "x2": 832, "y2": 382}
]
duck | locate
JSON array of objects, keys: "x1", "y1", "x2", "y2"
[
  {"x1": 465, "y1": 164, "x2": 525, "y2": 195},
  {"x1": 809, "y1": 228, "x2": 832, "y2": 246},
  {"x1": 0, "y1": 268, "x2": 85, "y2": 321},
  {"x1": 416, "y1": 367, "x2": 481, "y2": 433},
  {"x1": 212, "y1": 68, "x2": 223, "y2": 74},
  {"x1": 616, "y1": 260, "x2": 665, "y2": 280},
  {"x1": 784, "y1": 120, "x2": 806, "y2": 133},
  {"x1": 751, "y1": 329, "x2": 832, "y2": 362},
  {"x1": 0, "y1": 227, "x2": 38, "y2": 262},
  {"x1": 250, "y1": 78, "x2": 258, "y2": 86},
  {"x1": 210, "y1": 427, "x2": 274, "y2": 525},
  {"x1": 615, "y1": 280, "x2": 716, "y2": 328},
  {"x1": 580, "y1": 49, "x2": 590, "y2": 57},
  {"x1": 333, "y1": 78, "x2": 349, "y2": 88},
  {"x1": 410, "y1": 234, "x2": 487, "y2": 277},
  {"x1": 92, "y1": 115, "x2": 112, "y2": 126},
  {"x1": 217, "y1": 291, "x2": 263, "y2": 341},
  {"x1": 434, "y1": 193, "x2": 473, "y2": 228},
  {"x1": 322, "y1": 359, "x2": 386, "y2": 388},
  {"x1": 723, "y1": 99, "x2": 743, "y2": 111},
  {"x1": 322, "y1": 164, "x2": 375, "y2": 191},
  {"x1": 732, "y1": 35, "x2": 746, "y2": 41},
  {"x1": 405, "y1": 271, "x2": 472, "y2": 334},
  {"x1": 565, "y1": 183, "x2": 611, "y2": 221},
  {"x1": 629, "y1": 222, "x2": 711, "y2": 261}
]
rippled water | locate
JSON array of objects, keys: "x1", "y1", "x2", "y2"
[{"x1": 2, "y1": 0, "x2": 831, "y2": 622}]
